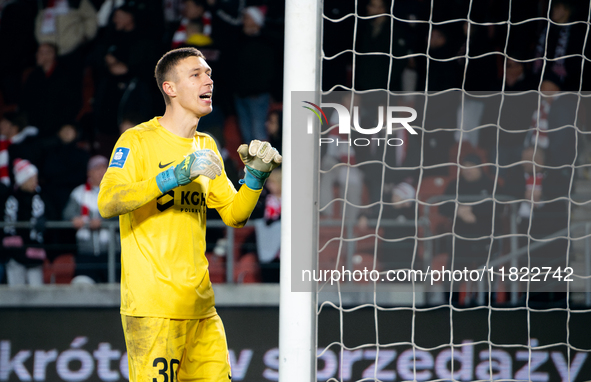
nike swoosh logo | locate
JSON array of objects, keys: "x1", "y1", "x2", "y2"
[{"x1": 159, "y1": 161, "x2": 174, "y2": 169}]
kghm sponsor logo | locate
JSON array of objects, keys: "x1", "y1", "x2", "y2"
[
  {"x1": 303, "y1": 101, "x2": 418, "y2": 147},
  {"x1": 156, "y1": 190, "x2": 207, "y2": 213}
]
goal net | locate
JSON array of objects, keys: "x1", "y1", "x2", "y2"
[{"x1": 297, "y1": 0, "x2": 591, "y2": 380}]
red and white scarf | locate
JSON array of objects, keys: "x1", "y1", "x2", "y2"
[
  {"x1": 264, "y1": 194, "x2": 281, "y2": 221},
  {"x1": 0, "y1": 138, "x2": 10, "y2": 187},
  {"x1": 80, "y1": 181, "x2": 91, "y2": 218},
  {"x1": 529, "y1": 98, "x2": 552, "y2": 149},
  {"x1": 171, "y1": 13, "x2": 212, "y2": 49}
]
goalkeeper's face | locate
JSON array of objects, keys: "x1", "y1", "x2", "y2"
[{"x1": 171, "y1": 56, "x2": 214, "y2": 117}]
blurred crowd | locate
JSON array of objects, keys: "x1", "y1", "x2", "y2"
[
  {"x1": 0, "y1": 0, "x2": 284, "y2": 285},
  {"x1": 318, "y1": 0, "x2": 590, "y2": 305},
  {"x1": 324, "y1": 0, "x2": 591, "y2": 92},
  {"x1": 0, "y1": 0, "x2": 589, "y2": 294}
]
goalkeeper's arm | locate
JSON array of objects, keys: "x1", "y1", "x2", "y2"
[{"x1": 98, "y1": 150, "x2": 222, "y2": 219}]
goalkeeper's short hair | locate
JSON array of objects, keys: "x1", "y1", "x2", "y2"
[{"x1": 155, "y1": 47, "x2": 206, "y2": 105}]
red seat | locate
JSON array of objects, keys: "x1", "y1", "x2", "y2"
[
  {"x1": 234, "y1": 253, "x2": 261, "y2": 283},
  {"x1": 354, "y1": 226, "x2": 384, "y2": 254},
  {"x1": 44, "y1": 254, "x2": 76, "y2": 284},
  {"x1": 231, "y1": 226, "x2": 256, "y2": 263},
  {"x1": 318, "y1": 226, "x2": 344, "y2": 270},
  {"x1": 206, "y1": 253, "x2": 226, "y2": 283}
]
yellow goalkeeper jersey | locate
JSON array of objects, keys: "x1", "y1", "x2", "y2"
[{"x1": 98, "y1": 117, "x2": 261, "y2": 319}]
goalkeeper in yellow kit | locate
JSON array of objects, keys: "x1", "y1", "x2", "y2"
[{"x1": 97, "y1": 47, "x2": 281, "y2": 381}]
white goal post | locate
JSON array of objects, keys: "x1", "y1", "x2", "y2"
[{"x1": 279, "y1": 0, "x2": 321, "y2": 381}]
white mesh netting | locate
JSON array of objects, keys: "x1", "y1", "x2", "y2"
[{"x1": 315, "y1": 0, "x2": 591, "y2": 380}]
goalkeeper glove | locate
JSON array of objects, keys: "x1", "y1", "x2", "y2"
[
  {"x1": 237, "y1": 140, "x2": 282, "y2": 190},
  {"x1": 156, "y1": 149, "x2": 223, "y2": 193}
]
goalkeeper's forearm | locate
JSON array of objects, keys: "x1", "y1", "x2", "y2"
[
  {"x1": 98, "y1": 177, "x2": 162, "y2": 219},
  {"x1": 216, "y1": 183, "x2": 262, "y2": 228},
  {"x1": 98, "y1": 150, "x2": 222, "y2": 219}
]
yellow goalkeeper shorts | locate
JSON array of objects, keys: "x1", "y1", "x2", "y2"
[{"x1": 122, "y1": 314, "x2": 232, "y2": 381}]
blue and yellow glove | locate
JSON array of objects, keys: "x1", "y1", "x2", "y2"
[
  {"x1": 237, "y1": 140, "x2": 282, "y2": 190},
  {"x1": 156, "y1": 149, "x2": 223, "y2": 193}
]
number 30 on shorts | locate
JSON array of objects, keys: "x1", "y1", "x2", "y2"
[{"x1": 153, "y1": 357, "x2": 180, "y2": 382}]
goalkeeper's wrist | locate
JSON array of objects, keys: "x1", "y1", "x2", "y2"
[
  {"x1": 156, "y1": 167, "x2": 179, "y2": 193},
  {"x1": 240, "y1": 166, "x2": 270, "y2": 190}
]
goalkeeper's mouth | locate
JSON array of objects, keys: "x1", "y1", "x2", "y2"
[{"x1": 199, "y1": 92, "x2": 213, "y2": 103}]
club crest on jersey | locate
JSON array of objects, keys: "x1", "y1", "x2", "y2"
[{"x1": 109, "y1": 147, "x2": 130, "y2": 168}]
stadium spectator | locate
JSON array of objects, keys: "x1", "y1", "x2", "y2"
[
  {"x1": 265, "y1": 109, "x2": 282, "y2": 154},
  {"x1": 20, "y1": 43, "x2": 83, "y2": 140},
  {"x1": 354, "y1": 0, "x2": 410, "y2": 91},
  {"x1": 170, "y1": 0, "x2": 212, "y2": 49},
  {"x1": 178, "y1": 7, "x2": 226, "y2": 147},
  {"x1": 163, "y1": 0, "x2": 183, "y2": 26},
  {"x1": 415, "y1": 27, "x2": 459, "y2": 175},
  {"x1": 453, "y1": 22, "x2": 500, "y2": 149},
  {"x1": 96, "y1": 0, "x2": 123, "y2": 30},
  {"x1": 0, "y1": 115, "x2": 23, "y2": 181},
  {"x1": 321, "y1": 0, "x2": 355, "y2": 90},
  {"x1": 504, "y1": 145, "x2": 572, "y2": 216},
  {"x1": 440, "y1": 154, "x2": 496, "y2": 246},
  {"x1": 524, "y1": 76, "x2": 577, "y2": 195},
  {"x1": 355, "y1": 97, "x2": 420, "y2": 261},
  {"x1": 0, "y1": 111, "x2": 42, "y2": 175},
  {"x1": 233, "y1": 6, "x2": 276, "y2": 143},
  {"x1": 39, "y1": 123, "x2": 89, "y2": 220},
  {"x1": 63, "y1": 155, "x2": 117, "y2": 283},
  {"x1": 503, "y1": 146, "x2": 546, "y2": 216},
  {"x1": 0, "y1": 0, "x2": 38, "y2": 106},
  {"x1": 503, "y1": 146, "x2": 570, "y2": 273},
  {"x1": 354, "y1": 92, "x2": 421, "y2": 221},
  {"x1": 206, "y1": 0, "x2": 245, "y2": 39},
  {"x1": 89, "y1": 2, "x2": 159, "y2": 157},
  {"x1": 481, "y1": 56, "x2": 538, "y2": 172},
  {"x1": 495, "y1": 79, "x2": 538, "y2": 177},
  {"x1": 457, "y1": 22, "x2": 499, "y2": 92},
  {"x1": 35, "y1": 0, "x2": 98, "y2": 71},
  {"x1": 253, "y1": 168, "x2": 281, "y2": 283},
  {"x1": 2, "y1": 159, "x2": 47, "y2": 286},
  {"x1": 0, "y1": 136, "x2": 9, "y2": 196},
  {"x1": 200, "y1": 0, "x2": 244, "y2": 111},
  {"x1": 416, "y1": 25, "x2": 462, "y2": 91},
  {"x1": 319, "y1": 92, "x2": 363, "y2": 222},
  {"x1": 439, "y1": 154, "x2": 497, "y2": 303},
  {"x1": 504, "y1": 57, "x2": 536, "y2": 92},
  {"x1": 532, "y1": 0, "x2": 586, "y2": 91},
  {"x1": 378, "y1": 181, "x2": 417, "y2": 270}
]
